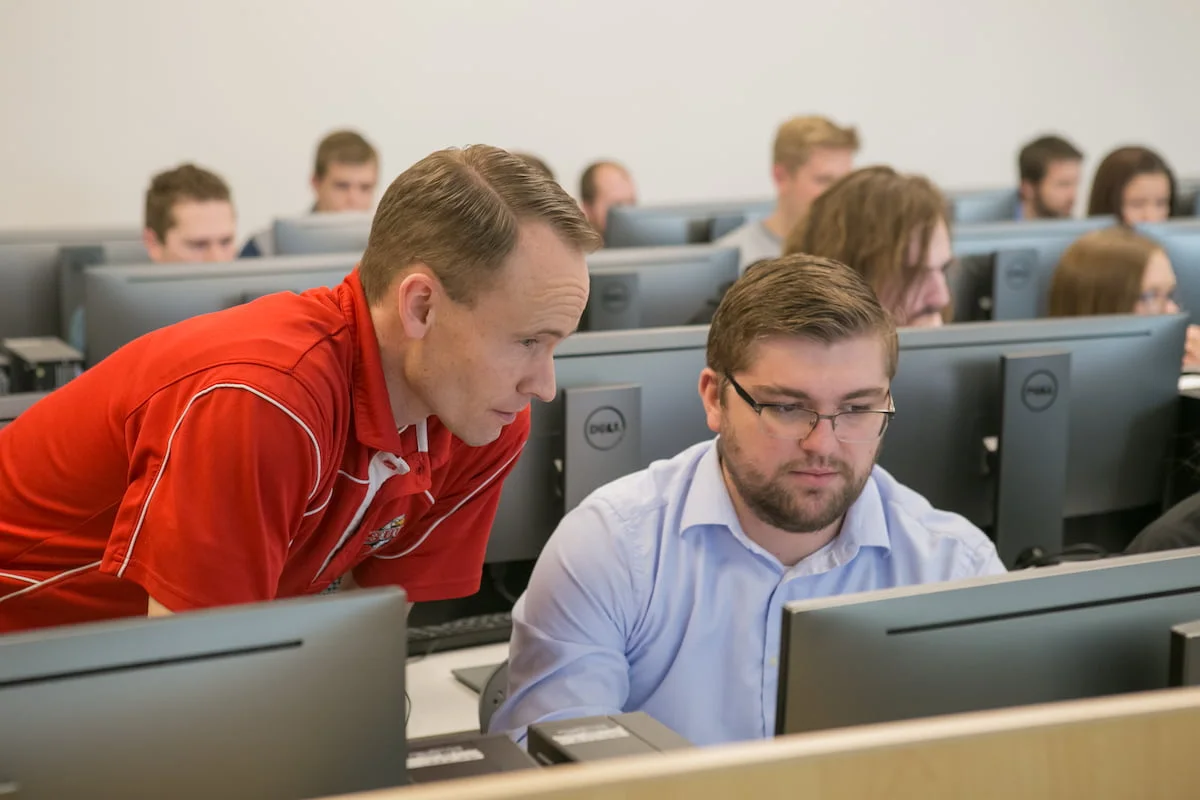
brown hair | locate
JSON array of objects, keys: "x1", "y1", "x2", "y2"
[
  {"x1": 314, "y1": 130, "x2": 378, "y2": 179},
  {"x1": 773, "y1": 116, "x2": 860, "y2": 172},
  {"x1": 1087, "y1": 146, "x2": 1176, "y2": 222},
  {"x1": 579, "y1": 160, "x2": 629, "y2": 204},
  {"x1": 144, "y1": 163, "x2": 232, "y2": 242},
  {"x1": 1018, "y1": 135, "x2": 1083, "y2": 184},
  {"x1": 785, "y1": 166, "x2": 947, "y2": 318},
  {"x1": 1048, "y1": 227, "x2": 1161, "y2": 317},
  {"x1": 512, "y1": 152, "x2": 555, "y2": 181},
  {"x1": 359, "y1": 145, "x2": 600, "y2": 305},
  {"x1": 707, "y1": 254, "x2": 899, "y2": 388}
]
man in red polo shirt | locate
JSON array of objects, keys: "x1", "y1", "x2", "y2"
[{"x1": 0, "y1": 145, "x2": 601, "y2": 632}]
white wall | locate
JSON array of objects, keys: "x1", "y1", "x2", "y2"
[{"x1": 2, "y1": 0, "x2": 1199, "y2": 236}]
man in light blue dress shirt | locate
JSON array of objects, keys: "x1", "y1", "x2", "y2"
[{"x1": 489, "y1": 254, "x2": 1006, "y2": 747}]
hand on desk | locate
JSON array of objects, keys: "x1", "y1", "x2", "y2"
[{"x1": 1186, "y1": 325, "x2": 1200, "y2": 370}]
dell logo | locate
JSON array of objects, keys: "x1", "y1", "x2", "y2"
[
  {"x1": 599, "y1": 282, "x2": 631, "y2": 312},
  {"x1": 584, "y1": 406, "x2": 627, "y2": 451},
  {"x1": 1020, "y1": 370, "x2": 1058, "y2": 412},
  {"x1": 1004, "y1": 259, "x2": 1033, "y2": 290}
]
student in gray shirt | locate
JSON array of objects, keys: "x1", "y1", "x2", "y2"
[{"x1": 716, "y1": 115, "x2": 859, "y2": 272}]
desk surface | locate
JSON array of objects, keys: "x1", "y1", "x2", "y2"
[{"x1": 407, "y1": 643, "x2": 509, "y2": 739}]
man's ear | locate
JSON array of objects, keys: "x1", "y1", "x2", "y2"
[
  {"x1": 1018, "y1": 179, "x2": 1034, "y2": 203},
  {"x1": 142, "y1": 228, "x2": 164, "y2": 262},
  {"x1": 772, "y1": 163, "x2": 791, "y2": 190},
  {"x1": 698, "y1": 368, "x2": 724, "y2": 435},
  {"x1": 395, "y1": 270, "x2": 438, "y2": 340}
]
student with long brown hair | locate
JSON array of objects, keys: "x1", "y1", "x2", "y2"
[
  {"x1": 1087, "y1": 146, "x2": 1176, "y2": 225},
  {"x1": 785, "y1": 165, "x2": 953, "y2": 328},
  {"x1": 1049, "y1": 226, "x2": 1200, "y2": 366}
]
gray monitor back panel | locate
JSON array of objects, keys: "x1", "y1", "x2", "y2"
[
  {"x1": 0, "y1": 225, "x2": 141, "y2": 247},
  {"x1": 584, "y1": 245, "x2": 739, "y2": 329},
  {"x1": 0, "y1": 243, "x2": 61, "y2": 338},
  {"x1": 1139, "y1": 220, "x2": 1200, "y2": 323},
  {"x1": 605, "y1": 199, "x2": 774, "y2": 248},
  {"x1": 882, "y1": 315, "x2": 1186, "y2": 528},
  {"x1": 59, "y1": 241, "x2": 152, "y2": 347},
  {"x1": 486, "y1": 327, "x2": 711, "y2": 563},
  {"x1": 946, "y1": 187, "x2": 1020, "y2": 224},
  {"x1": 84, "y1": 252, "x2": 359, "y2": 364},
  {"x1": 950, "y1": 216, "x2": 1115, "y2": 319},
  {"x1": 0, "y1": 240, "x2": 152, "y2": 340},
  {"x1": 778, "y1": 548, "x2": 1200, "y2": 735},
  {"x1": 0, "y1": 587, "x2": 409, "y2": 799},
  {"x1": 273, "y1": 212, "x2": 373, "y2": 256}
]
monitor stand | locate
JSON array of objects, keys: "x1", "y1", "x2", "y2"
[{"x1": 992, "y1": 350, "x2": 1071, "y2": 567}]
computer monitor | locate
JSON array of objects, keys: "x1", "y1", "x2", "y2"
[
  {"x1": 946, "y1": 187, "x2": 1020, "y2": 224},
  {"x1": 881, "y1": 315, "x2": 1186, "y2": 566},
  {"x1": 0, "y1": 240, "x2": 152, "y2": 341},
  {"x1": 605, "y1": 199, "x2": 774, "y2": 248},
  {"x1": 0, "y1": 392, "x2": 47, "y2": 430},
  {"x1": 1170, "y1": 618, "x2": 1200, "y2": 687},
  {"x1": 1175, "y1": 178, "x2": 1200, "y2": 217},
  {"x1": 272, "y1": 211, "x2": 373, "y2": 256},
  {"x1": 1139, "y1": 219, "x2": 1200, "y2": 322},
  {"x1": 583, "y1": 245, "x2": 739, "y2": 330},
  {"x1": 83, "y1": 252, "x2": 359, "y2": 365},
  {"x1": 0, "y1": 225, "x2": 141, "y2": 247},
  {"x1": 485, "y1": 326, "x2": 711, "y2": 563},
  {"x1": 58, "y1": 241, "x2": 152, "y2": 349},
  {"x1": 777, "y1": 547, "x2": 1200, "y2": 736},
  {"x1": 0, "y1": 587, "x2": 409, "y2": 799},
  {"x1": 950, "y1": 216, "x2": 1115, "y2": 321}
]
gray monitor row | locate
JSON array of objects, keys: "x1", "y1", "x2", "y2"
[
  {"x1": 0, "y1": 239, "x2": 149, "y2": 340},
  {"x1": 950, "y1": 217, "x2": 1200, "y2": 323},
  {"x1": 80, "y1": 245, "x2": 739, "y2": 364},
  {"x1": 779, "y1": 547, "x2": 1200, "y2": 736},
  {"x1": 486, "y1": 313, "x2": 1185, "y2": 568}
]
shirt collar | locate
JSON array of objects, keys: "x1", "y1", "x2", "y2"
[
  {"x1": 337, "y1": 270, "x2": 425, "y2": 457},
  {"x1": 679, "y1": 440, "x2": 892, "y2": 556}
]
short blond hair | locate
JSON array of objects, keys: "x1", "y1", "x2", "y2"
[
  {"x1": 359, "y1": 145, "x2": 601, "y2": 306},
  {"x1": 774, "y1": 116, "x2": 860, "y2": 173}
]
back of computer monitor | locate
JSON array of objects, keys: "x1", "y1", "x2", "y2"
[
  {"x1": 84, "y1": 254, "x2": 357, "y2": 365},
  {"x1": 947, "y1": 187, "x2": 1020, "y2": 224},
  {"x1": 583, "y1": 245, "x2": 738, "y2": 330},
  {"x1": 273, "y1": 211, "x2": 373, "y2": 256},
  {"x1": 58, "y1": 241, "x2": 151, "y2": 348},
  {"x1": 950, "y1": 248, "x2": 1040, "y2": 322},
  {"x1": 777, "y1": 548, "x2": 1200, "y2": 736},
  {"x1": 0, "y1": 225, "x2": 142, "y2": 247},
  {"x1": 882, "y1": 315, "x2": 1185, "y2": 532},
  {"x1": 1140, "y1": 220, "x2": 1200, "y2": 323},
  {"x1": 952, "y1": 217, "x2": 1114, "y2": 317},
  {"x1": 605, "y1": 200, "x2": 774, "y2": 248},
  {"x1": 485, "y1": 327, "x2": 711, "y2": 563},
  {"x1": 0, "y1": 243, "x2": 63, "y2": 339},
  {"x1": 0, "y1": 392, "x2": 48, "y2": 430},
  {"x1": 0, "y1": 588, "x2": 409, "y2": 799}
]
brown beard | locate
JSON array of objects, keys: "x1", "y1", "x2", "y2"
[{"x1": 717, "y1": 425, "x2": 874, "y2": 534}]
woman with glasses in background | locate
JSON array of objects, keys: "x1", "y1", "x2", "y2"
[{"x1": 1049, "y1": 226, "x2": 1200, "y2": 367}]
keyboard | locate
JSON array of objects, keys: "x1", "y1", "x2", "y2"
[{"x1": 407, "y1": 612, "x2": 513, "y2": 655}]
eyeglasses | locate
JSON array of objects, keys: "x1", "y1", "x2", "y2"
[
  {"x1": 1137, "y1": 290, "x2": 1180, "y2": 314},
  {"x1": 726, "y1": 374, "x2": 895, "y2": 443}
]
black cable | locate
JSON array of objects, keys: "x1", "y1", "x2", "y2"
[{"x1": 489, "y1": 563, "x2": 519, "y2": 605}]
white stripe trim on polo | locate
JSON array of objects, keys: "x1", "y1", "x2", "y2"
[
  {"x1": 116, "y1": 383, "x2": 323, "y2": 579},
  {"x1": 0, "y1": 561, "x2": 103, "y2": 604}
]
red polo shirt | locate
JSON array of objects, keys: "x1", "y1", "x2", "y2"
[{"x1": 0, "y1": 271, "x2": 529, "y2": 633}]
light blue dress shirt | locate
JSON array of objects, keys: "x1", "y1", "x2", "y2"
[{"x1": 490, "y1": 438, "x2": 1006, "y2": 746}]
